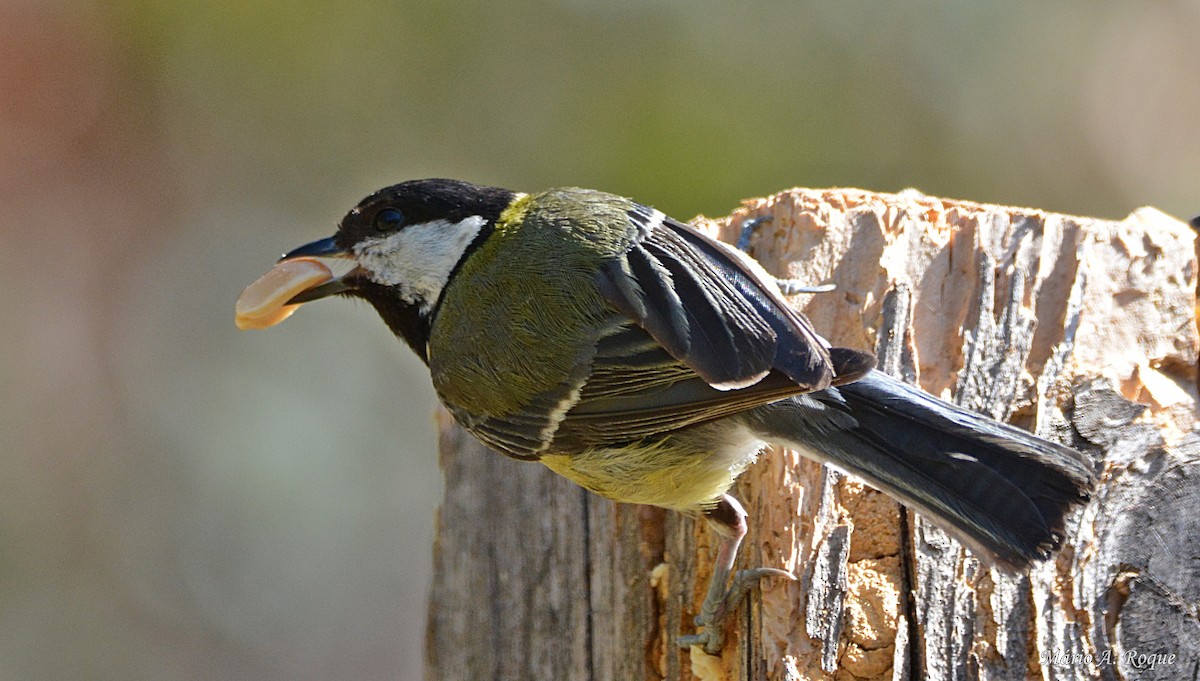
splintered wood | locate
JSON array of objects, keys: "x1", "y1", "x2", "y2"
[{"x1": 426, "y1": 188, "x2": 1200, "y2": 681}]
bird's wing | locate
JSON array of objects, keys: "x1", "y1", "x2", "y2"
[
  {"x1": 542, "y1": 204, "x2": 837, "y2": 449},
  {"x1": 547, "y1": 321, "x2": 812, "y2": 449},
  {"x1": 445, "y1": 197, "x2": 836, "y2": 458},
  {"x1": 594, "y1": 204, "x2": 833, "y2": 390}
]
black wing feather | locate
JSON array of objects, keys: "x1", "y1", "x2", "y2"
[
  {"x1": 595, "y1": 205, "x2": 832, "y2": 391},
  {"x1": 551, "y1": 321, "x2": 809, "y2": 449},
  {"x1": 663, "y1": 216, "x2": 833, "y2": 386},
  {"x1": 547, "y1": 205, "x2": 840, "y2": 451}
]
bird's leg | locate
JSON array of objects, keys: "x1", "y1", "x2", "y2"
[
  {"x1": 735, "y1": 216, "x2": 772, "y2": 252},
  {"x1": 677, "y1": 494, "x2": 795, "y2": 654},
  {"x1": 736, "y1": 216, "x2": 835, "y2": 295}
]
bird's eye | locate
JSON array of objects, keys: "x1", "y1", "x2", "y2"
[{"x1": 373, "y1": 208, "x2": 405, "y2": 232}]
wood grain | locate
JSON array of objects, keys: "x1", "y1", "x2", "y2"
[{"x1": 426, "y1": 188, "x2": 1199, "y2": 680}]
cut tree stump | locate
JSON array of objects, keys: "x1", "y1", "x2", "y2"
[{"x1": 424, "y1": 188, "x2": 1200, "y2": 681}]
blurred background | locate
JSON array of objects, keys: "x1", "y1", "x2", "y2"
[{"x1": 3, "y1": 1, "x2": 1197, "y2": 678}]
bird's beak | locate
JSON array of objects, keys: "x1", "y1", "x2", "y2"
[{"x1": 235, "y1": 236, "x2": 361, "y2": 330}]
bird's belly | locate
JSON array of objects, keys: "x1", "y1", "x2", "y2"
[{"x1": 538, "y1": 422, "x2": 766, "y2": 512}]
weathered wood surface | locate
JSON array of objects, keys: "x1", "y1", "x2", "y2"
[{"x1": 425, "y1": 188, "x2": 1200, "y2": 681}]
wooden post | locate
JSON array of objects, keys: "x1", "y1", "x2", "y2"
[{"x1": 425, "y1": 188, "x2": 1200, "y2": 681}]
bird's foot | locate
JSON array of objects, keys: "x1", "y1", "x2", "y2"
[
  {"x1": 776, "y1": 280, "x2": 836, "y2": 295},
  {"x1": 735, "y1": 216, "x2": 835, "y2": 295},
  {"x1": 677, "y1": 567, "x2": 795, "y2": 654},
  {"x1": 735, "y1": 216, "x2": 773, "y2": 252}
]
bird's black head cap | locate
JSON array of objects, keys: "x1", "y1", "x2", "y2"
[
  {"x1": 331, "y1": 179, "x2": 517, "y2": 362},
  {"x1": 335, "y1": 178, "x2": 516, "y2": 249}
]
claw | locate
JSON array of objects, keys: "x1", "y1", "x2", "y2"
[
  {"x1": 735, "y1": 216, "x2": 773, "y2": 252},
  {"x1": 675, "y1": 495, "x2": 796, "y2": 654},
  {"x1": 736, "y1": 216, "x2": 835, "y2": 296},
  {"x1": 727, "y1": 567, "x2": 796, "y2": 603},
  {"x1": 776, "y1": 280, "x2": 836, "y2": 295},
  {"x1": 678, "y1": 567, "x2": 795, "y2": 654}
]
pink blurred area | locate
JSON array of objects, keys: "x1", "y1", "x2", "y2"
[
  {"x1": 1, "y1": 1, "x2": 1196, "y2": 679},
  {"x1": 1, "y1": 4, "x2": 432, "y2": 680}
]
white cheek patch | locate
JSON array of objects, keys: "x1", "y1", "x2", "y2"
[{"x1": 353, "y1": 215, "x2": 486, "y2": 312}]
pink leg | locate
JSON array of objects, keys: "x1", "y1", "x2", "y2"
[{"x1": 677, "y1": 494, "x2": 795, "y2": 653}]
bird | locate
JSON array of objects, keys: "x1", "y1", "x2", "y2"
[{"x1": 235, "y1": 179, "x2": 1095, "y2": 653}]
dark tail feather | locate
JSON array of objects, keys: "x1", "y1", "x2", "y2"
[{"x1": 750, "y1": 370, "x2": 1096, "y2": 568}]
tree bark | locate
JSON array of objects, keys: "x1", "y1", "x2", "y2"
[{"x1": 424, "y1": 188, "x2": 1200, "y2": 681}]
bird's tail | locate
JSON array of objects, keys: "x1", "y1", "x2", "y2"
[{"x1": 747, "y1": 370, "x2": 1095, "y2": 568}]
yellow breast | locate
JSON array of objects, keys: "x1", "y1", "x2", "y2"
[{"x1": 538, "y1": 423, "x2": 765, "y2": 512}]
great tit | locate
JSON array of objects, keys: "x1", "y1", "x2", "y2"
[{"x1": 236, "y1": 179, "x2": 1095, "y2": 653}]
